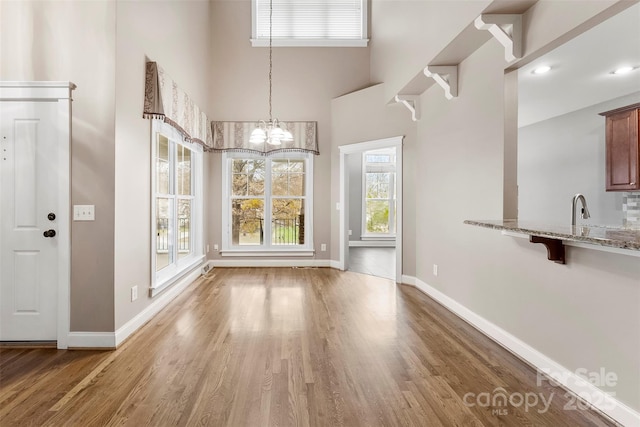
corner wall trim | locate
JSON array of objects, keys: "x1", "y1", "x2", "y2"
[
  {"x1": 329, "y1": 259, "x2": 343, "y2": 270},
  {"x1": 67, "y1": 332, "x2": 116, "y2": 349},
  {"x1": 400, "y1": 274, "x2": 416, "y2": 286},
  {"x1": 401, "y1": 275, "x2": 640, "y2": 427}
]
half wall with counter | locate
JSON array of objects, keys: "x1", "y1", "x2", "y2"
[{"x1": 465, "y1": 219, "x2": 640, "y2": 263}]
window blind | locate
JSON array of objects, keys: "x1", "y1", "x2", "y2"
[{"x1": 255, "y1": 0, "x2": 363, "y2": 40}]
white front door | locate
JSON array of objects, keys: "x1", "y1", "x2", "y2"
[{"x1": 0, "y1": 101, "x2": 59, "y2": 341}]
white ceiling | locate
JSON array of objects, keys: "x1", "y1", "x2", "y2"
[{"x1": 518, "y1": 3, "x2": 640, "y2": 128}]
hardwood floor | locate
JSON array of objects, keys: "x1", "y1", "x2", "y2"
[
  {"x1": 0, "y1": 268, "x2": 617, "y2": 426},
  {"x1": 348, "y1": 247, "x2": 395, "y2": 280}
]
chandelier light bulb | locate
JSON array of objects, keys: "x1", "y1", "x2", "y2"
[
  {"x1": 250, "y1": 127, "x2": 267, "y2": 144},
  {"x1": 612, "y1": 66, "x2": 634, "y2": 75},
  {"x1": 270, "y1": 126, "x2": 284, "y2": 139}
]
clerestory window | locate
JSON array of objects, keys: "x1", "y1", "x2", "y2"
[{"x1": 251, "y1": 0, "x2": 368, "y2": 47}]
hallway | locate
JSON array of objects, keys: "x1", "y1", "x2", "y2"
[{"x1": 348, "y1": 247, "x2": 395, "y2": 280}]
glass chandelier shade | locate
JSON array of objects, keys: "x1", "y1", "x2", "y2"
[
  {"x1": 250, "y1": 119, "x2": 294, "y2": 146},
  {"x1": 251, "y1": 0, "x2": 292, "y2": 146}
]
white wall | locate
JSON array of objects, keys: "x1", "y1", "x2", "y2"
[
  {"x1": 1, "y1": 0, "x2": 215, "y2": 332},
  {"x1": 1, "y1": 0, "x2": 117, "y2": 331},
  {"x1": 206, "y1": 0, "x2": 371, "y2": 263},
  {"x1": 343, "y1": 0, "x2": 640, "y2": 414},
  {"x1": 331, "y1": 83, "x2": 417, "y2": 277},
  {"x1": 519, "y1": 92, "x2": 640, "y2": 225},
  {"x1": 369, "y1": 0, "x2": 490, "y2": 101},
  {"x1": 416, "y1": 36, "x2": 640, "y2": 414},
  {"x1": 114, "y1": 0, "x2": 213, "y2": 329}
]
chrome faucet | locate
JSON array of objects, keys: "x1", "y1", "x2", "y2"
[{"x1": 571, "y1": 193, "x2": 590, "y2": 226}]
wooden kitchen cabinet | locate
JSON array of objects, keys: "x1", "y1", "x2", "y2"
[{"x1": 600, "y1": 103, "x2": 640, "y2": 192}]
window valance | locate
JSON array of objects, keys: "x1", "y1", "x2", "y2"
[
  {"x1": 211, "y1": 121, "x2": 319, "y2": 155},
  {"x1": 143, "y1": 62, "x2": 213, "y2": 149}
]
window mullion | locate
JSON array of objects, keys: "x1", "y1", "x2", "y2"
[
  {"x1": 389, "y1": 173, "x2": 395, "y2": 234},
  {"x1": 264, "y1": 158, "x2": 272, "y2": 249},
  {"x1": 171, "y1": 140, "x2": 178, "y2": 265}
]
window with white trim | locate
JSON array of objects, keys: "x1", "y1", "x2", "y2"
[
  {"x1": 222, "y1": 152, "x2": 314, "y2": 254},
  {"x1": 362, "y1": 147, "x2": 396, "y2": 238},
  {"x1": 251, "y1": 0, "x2": 368, "y2": 47},
  {"x1": 152, "y1": 121, "x2": 204, "y2": 294}
]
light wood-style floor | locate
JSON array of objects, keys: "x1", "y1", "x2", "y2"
[
  {"x1": 348, "y1": 247, "x2": 395, "y2": 280},
  {"x1": 0, "y1": 268, "x2": 616, "y2": 426}
]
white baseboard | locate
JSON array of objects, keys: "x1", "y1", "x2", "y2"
[
  {"x1": 401, "y1": 274, "x2": 416, "y2": 286},
  {"x1": 402, "y1": 275, "x2": 640, "y2": 427},
  {"x1": 329, "y1": 259, "x2": 343, "y2": 270},
  {"x1": 349, "y1": 240, "x2": 396, "y2": 247},
  {"x1": 202, "y1": 260, "x2": 215, "y2": 275},
  {"x1": 113, "y1": 266, "x2": 203, "y2": 347},
  {"x1": 67, "y1": 332, "x2": 116, "y2": 349},
  {"x1": 211, "y1": 259, "x2": 332, "y2": 268}
]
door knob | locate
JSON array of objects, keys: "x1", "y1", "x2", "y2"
[
  {"x1": 48, "y1": 213, "x2": 56, "y2": 221},
  {"x1": 43, "y1": 229, "x2": 56, "y2": 238}
]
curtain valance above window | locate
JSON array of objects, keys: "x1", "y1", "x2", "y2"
[
  {"x1": 143, "y1": 62, "x2": 213, "y2": 150},
  {"x1": 211, "y1": 121, "x2": 319, "y2": 155}
]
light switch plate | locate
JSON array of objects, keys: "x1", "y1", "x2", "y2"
[{"x1": 74, "y1": 205, "x2": 95, "y2": 221}]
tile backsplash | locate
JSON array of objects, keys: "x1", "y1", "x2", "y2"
[{"x1": 623, "y1": 193, "x2": 640, "y2": 229}]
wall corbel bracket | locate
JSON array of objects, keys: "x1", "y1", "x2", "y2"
[
  {"x1": 423, "y1": 66, "x2": 458, "y2": 100},
  {"x1": 394, "y1": 95, "x2": 420, "y2": 121},
  {"x1": 474, "y1": 14, "x2": 522, "y2": 62},
  {"x1": 529, "y1": 236, "x2": 565, "y2": 264}
]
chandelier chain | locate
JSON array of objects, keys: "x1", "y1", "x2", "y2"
[
  {"x1": 250, "y1": 0, "x2": 291, "y2": 146},
  {"x1": 268, "y1": 0, "x2": 273, "y2": 122}
]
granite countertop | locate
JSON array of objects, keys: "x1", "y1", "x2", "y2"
[{"x1": 464, "y1": 219, "x2": 640, "y2": 251}]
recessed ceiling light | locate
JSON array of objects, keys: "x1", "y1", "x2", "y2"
[
  {"x1": 532, "y1": 66, "x2": 551, "y2": 75},
  {"x1": 612, "y1": 66, "x2": 635, "y2": 75}
]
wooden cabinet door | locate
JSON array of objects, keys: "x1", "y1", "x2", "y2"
[{"x1": 605, "y1": 108, "x2": 639, "y2": 191}]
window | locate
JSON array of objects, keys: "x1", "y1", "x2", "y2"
[
  {"x1": 152, "y1": 121, "x2": 204, "y2": 293},
  {"x1": 363, "y1": 147, "x2": 396, "y2": 237},
  {"x1": 222, "y1": 152, "x2": 314, "y2": 255},
  {"x1": 251, "y1": 0, "x2": 368, "y2": 47}
]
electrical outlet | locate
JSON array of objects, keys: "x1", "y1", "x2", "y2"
[
  {"x1": 206, "y1": 244, "x2": 210, "y2": 253},
  {"x1": 214, "y1": 244, "x2": 219, "y2": 251},
  {"x1": 73, "y1": 204, "x2": 95, "y2": 221},
  {"x1": 131, "y1": 285, "x2": 138, "y2": 302},
  {"x1": 321, "y1": 243, "x2": 327, "y2": 251},
  {"x1": 348, "y1": 229, "x2": 352, "y2": 236},
  {"x1": 433, "y1": 264, "x2": 438, "y2": 277}
]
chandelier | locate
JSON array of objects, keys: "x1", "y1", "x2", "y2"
[{"x1": 250, "y1": 0, "x2": 293, "y2": 146}]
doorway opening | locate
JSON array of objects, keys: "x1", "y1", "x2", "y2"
[{"x1": 339, "y1": 136, "x2": 403, "y2": 282}]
